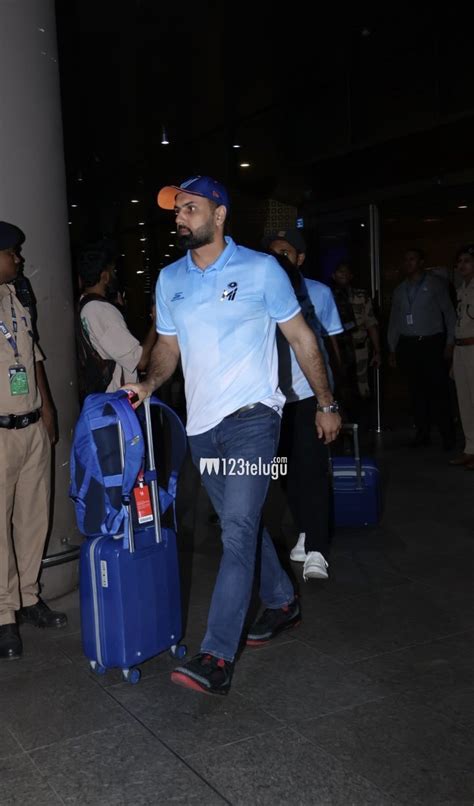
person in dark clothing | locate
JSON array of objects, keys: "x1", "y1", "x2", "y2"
[
  {"x1": 263, "y1": 229, "x2": 343, "y2": 581},
  {"x1": 388, "y1": 249, "x2": 456, "y2": 448}
]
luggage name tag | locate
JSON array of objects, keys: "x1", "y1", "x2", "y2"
[
  {"x1": 406, "y1": 314, "x2": 414, "y2": 325},
  {"x1": 133, "y1": 474, "x2": 154, "y2": 524},
  {"x1": 9, "y1": 364, "x2": 29, "y2": 395}
]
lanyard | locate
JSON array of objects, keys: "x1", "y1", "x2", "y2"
[
  {"x1": 406, "y1": 275, "x2": 425, "y2": 313},
  {"x1": 0, "y1": 294, "x2": 29, "y2": 360}
]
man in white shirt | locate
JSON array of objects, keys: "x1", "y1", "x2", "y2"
[{"x1": 76, "y1": 243, "x2": 156, "y2": 398}]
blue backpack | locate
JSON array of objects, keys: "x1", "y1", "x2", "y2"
[
  {"x1": 69, "y1": 392, "x2": 145, "y2": 539},
  {"x1": 70, "y1": 392, "x2": 188, "y2": 541}
]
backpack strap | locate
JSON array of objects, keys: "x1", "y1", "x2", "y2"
[
  {"x1": 102, "y1": 392, "x2": 145, "y2": 545},
  {"x1": 147, "y1": 396, "x2": 187, "y2": 502},
  {"x1": 76, "y1": 296, "x2": 116, "y2": 400}
]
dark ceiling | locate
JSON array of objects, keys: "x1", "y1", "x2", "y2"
[
  {"x1": 55, "y1": 2, "x2": 474, "y2": 314},
  {"x1": 56, "y1": 4, "x2": 474, "y2": 207}
]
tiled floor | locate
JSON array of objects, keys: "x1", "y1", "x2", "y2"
[{"x1": 1, "y1": 429, "x2": 473, "y2": 804}]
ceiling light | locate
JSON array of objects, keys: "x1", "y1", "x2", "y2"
[
  {"x1": 131, "y1": 199, "x2": 139, "y2": 204},
  {"x1": 360, "y1": 223, "x2": 366, "y2": 228},
  {"x1": 168, "y1": 243, "x2": 174, "y2": 247},
  {"x1": 71, "y1": 203, "x2": 78, "y2": 208},
  {"x1": 138, "y1": 221, "x2": 145, "y2": 225},
  {"x1": 161, "y1": 125, "x2": 169, "y2": 145},
  {"x1": 232, "y1": 143, "x2": 241, "y2": 148},
  {"x1": 140, "y1": 237, "x2": 146, "y2": 242},
  {"x1": 68, "y1": 221, "x2": 72, "y2": 225},
  {"x1": 141, "y1": 249, "x2": 146, "y2": 253},
  {"x1": 423, "y1": 217, "x2": 441, "y2": 223},
  {"x1": 121, "y1": 253, "x2": 125, "y2": 257},
  {"x1": 164, "y1": 253, "x2": 170, "y2": 257},
  {"x1": 240, "y1": 162, "x2": 250, "y2": 168},
  {"x1": 136, "y1": 270, "x2": 145, "y2": 275},
  {"x1": 170, "y1": 230, "x2": 176, "y2": 234},
  {"x1": 458, "y1": 204, "x2": 468, "y2": 209}
]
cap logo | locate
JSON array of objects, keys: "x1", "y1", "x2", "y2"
[{"x1": 181, "y1": 177, "x2": 200, "y2": 189}]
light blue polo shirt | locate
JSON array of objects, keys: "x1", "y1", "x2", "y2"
[
  {"x1": 278, "y1": 276, "x2": 343, "y2": 403},
  {"x1": 156, "y1": 237, "x2": 301, "y2": 435}
]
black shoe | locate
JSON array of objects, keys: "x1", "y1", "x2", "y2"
[
  {"x1": 171, "y1": 653, "x2": 233, "y2": 695},
  {"x1": 246, "y1": 599, "x2": 301, "y2": 646},
  {"x1": 0, "y1": 623, "x2": 22, "y2": 660},
  {"x1": 18, "y1": 598, "x2": 68, "y2": 629}
]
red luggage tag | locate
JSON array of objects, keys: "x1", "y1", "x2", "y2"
[{"x1": 133, "y1": 471, "x2": 154, "y2": 524}]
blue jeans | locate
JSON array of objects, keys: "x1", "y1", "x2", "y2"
[{"x1": 188, "y1": 403, "x2": 295, "y2": 662}]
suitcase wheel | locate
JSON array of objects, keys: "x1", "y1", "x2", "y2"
[
  {"x1": 89, "y1": 660, "x2": 106, "y2": 676},
  {"x1": 169, "y1": 643, "x2": 187, "y2": 659},
  {"x1": 122, "y1": 667, "x2": 141, "y2": 685}
]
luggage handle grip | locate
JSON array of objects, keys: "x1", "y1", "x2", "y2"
[{"x1": 329, "y1": 423, "x2": 363, "y2": 490}]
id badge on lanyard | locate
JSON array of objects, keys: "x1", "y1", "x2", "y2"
[
  {"x1": 0, "y1": 295, "x2": 30, "y2": 396},
  {"x1": 406, "y1": 278, "x2": 424, "y2": 327}
]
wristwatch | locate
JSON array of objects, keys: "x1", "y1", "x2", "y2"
[{"x1": 316, "y1": 400, "x2": 340, "y2": 414}]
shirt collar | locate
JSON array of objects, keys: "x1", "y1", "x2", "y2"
[
  {"x1": 0, "y1": 283, "x2": 13, "y2": 300},
  {"x1": 185, "y1": 236, "x2": 237, "y2": 274}
]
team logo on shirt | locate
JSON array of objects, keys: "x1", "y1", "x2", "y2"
[
  {"x1": 220, "y1": 281, "x2": 238, "y2": 301},
  {"x1": 171, "y1": 291, "x2": 184, "y2": 302}
]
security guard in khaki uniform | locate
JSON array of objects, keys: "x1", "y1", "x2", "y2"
[
  {"x1": 331, "y1": 263, "x2": 381, "y2": 427},
  {"x1": 0, "y1": 221, "x2": 67, "y2": 661},
  {"x1": 450, "y1": 244, "x2": 474, "y2": 470}
]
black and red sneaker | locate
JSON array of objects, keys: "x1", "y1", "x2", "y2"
[
  {"x1": 246, "y1": 599, "x2": 301, "y2": 646},
  {"x1": 171, "y1": 653, "x2": 234, "y2": 695}
]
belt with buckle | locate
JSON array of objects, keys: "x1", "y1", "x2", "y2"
[
  {"x1": 455, "y1": 337, "x2": 474, "y2": 346},
  {"x1": 399, "y1": 333, "x2": 443, "y2": 342},
  {"x1": 0, "y1": 410, "x2": 41, "y2": 429},
  {"x1": 225, "y1": 403, "x2": 259, "y2": 419}
]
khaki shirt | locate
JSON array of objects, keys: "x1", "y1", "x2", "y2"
[
  {"x1": 80, "y1": 298, "x2": 142, "y2": 391},
  {"x1": 349, "y1": 287, "x2": 378, "y2": 343},
  {"x1": 0, "y1": 284, "x2": 42, "y2": 415},
  {"x1": 455, "y1": 279, "x2": 474, "y2": 340}
]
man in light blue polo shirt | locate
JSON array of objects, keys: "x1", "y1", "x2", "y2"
[
  {"x1": 263, "y1": 230, "x2": 343, "y2": 582},
  {"x1": 124, "y1": 176, "x2": 341, "y2": 695}
]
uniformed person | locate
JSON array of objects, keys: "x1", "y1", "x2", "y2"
[
  {"x1": 331, "y1": 263, "x2": 381, "y2": 420},
  {"x1": 0, "y1": 221, "x2": 67, "y2": 662},
  {"x1": 450, "y1": 244, "x2": 474, "y2": 469}
]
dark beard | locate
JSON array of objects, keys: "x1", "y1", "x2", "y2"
[
  {"x1": 272, "y1": 252, "x2": 301, "y2": 292},
  {"x1": 176, "y1": 222, "x2": 214, "y2": 251}
]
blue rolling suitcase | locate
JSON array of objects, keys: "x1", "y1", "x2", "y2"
[
  {"x1": 331, "y1": 423, "x2": 381, "y2": 527},
  {"x1": 77, "y1": 396, "x2": 187, "y2": 683}
]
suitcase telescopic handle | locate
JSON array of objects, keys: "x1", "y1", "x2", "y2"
[
  {"x1": 143, "y1": 396, "x2": 163, "y2": 545},
  {"x1": 341, "y1": 423, "x2": 363, "y2": 489}
]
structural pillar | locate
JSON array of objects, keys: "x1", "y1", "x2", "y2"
[{"x1": 0, "y1": 0, "x2": 81, "y2": 598}]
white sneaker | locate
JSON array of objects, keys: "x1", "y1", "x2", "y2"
[
  {"x1": 290, "y1": 533, "x2": 307, "y2": 562},
  {"x1": 303, "y1": 552, "x2": 329, "y2": 581}
]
